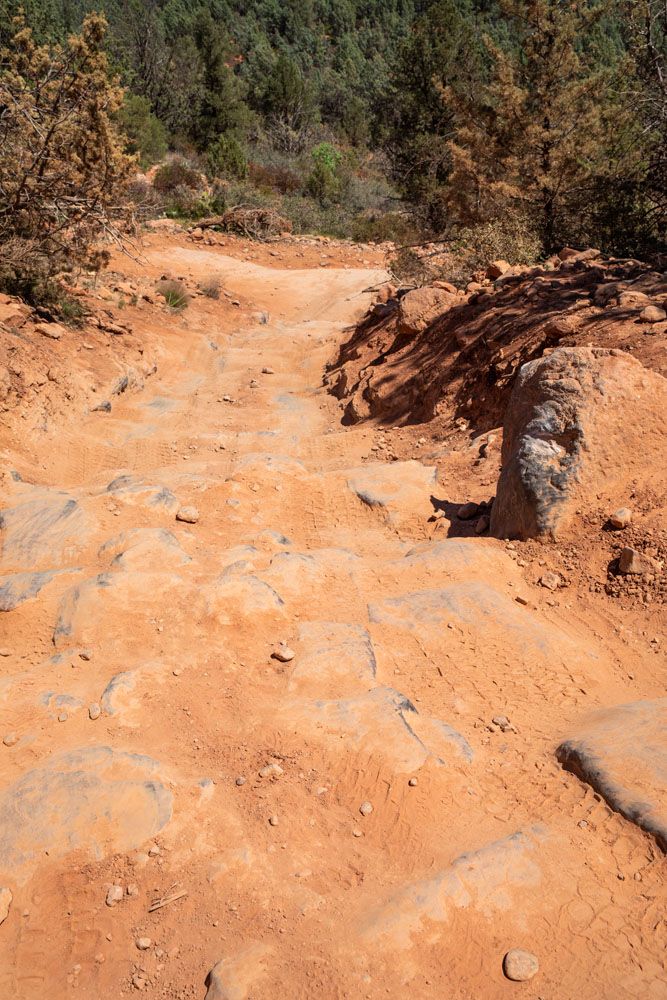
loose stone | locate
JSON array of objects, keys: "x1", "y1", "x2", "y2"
[
  {"x1": 259, "y1": 763, "x2": 284, "y2": 779},
  {"x1": 359, "y1": 801, "x2": 373, "y2": 816},
  {"x1": 235, "y1": 776, "x2": 246, "y2": 786},
  {"x1": 268, "y1": 814, "x2": 279, "y2": 826},
  {"x1": 271, "y1": 644, "x2": 295, "y2": 663},
  {"x1": 619, "y1": 547, "x2": 651, "y2": 575},
  {"x1": 106, "y1": 885, "x2": 124, "y2": 907},
  {"x1": 3, "y1": 733, "x2": 18, "y2": 747},
  {"x1": 539, "y1": 572, "x2": 561, "y2": 591},
  {"x1": 609, "y1": 507, "x2": 632, "y2": 529},
  {"x1": 408, "y1": 777, "x2": 418, "y2": 787},
  {"x1": 88, "y1": 703, "x2": 101, "y2": 721},
  {"x1": 136, "y1": 938, "x2": 152, "y2": 950},
  {"x1": 176, "y1": 506, "x2": 199, "y2": 524},
  {"x1": 457, "y1": 502, "x2": 479, "y2": 520},
  {"x1": 503, "y1": 949, "x2": 539, "y2": 982}
]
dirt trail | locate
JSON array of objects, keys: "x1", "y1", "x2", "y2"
[{"x1": 0, "y1": 241, "x2": 665, "y2": 999}]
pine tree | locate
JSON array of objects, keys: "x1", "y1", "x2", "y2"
[
  {"x1": 0, "y1": 13, "x2": 133, "y2": 298},
  {"x1": 446, "y1": 0, "x2": 623, "y2": 251}
]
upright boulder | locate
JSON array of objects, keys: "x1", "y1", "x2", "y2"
[{"x1": 491, "y1": 347, "x2": 667, "y2": 539}]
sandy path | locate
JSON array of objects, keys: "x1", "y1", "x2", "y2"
[{"x1": 0, "y1": 247, "x2": 664, "y2": 998}]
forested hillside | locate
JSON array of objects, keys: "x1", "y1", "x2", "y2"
[{"x1": 1, "y1": 0, "x2": 665, "y2": 292}]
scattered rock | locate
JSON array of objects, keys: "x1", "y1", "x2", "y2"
[
  {"x1": 539, "y1": 572, "x2": 561, "y2": 591},
  {"x1": 88, "y1": 703, "x2": 101, "y2": 721},
  {"x1": 136, "y1": 937, "x2": 152, "y2": 950},
  {"x1": 475, "y1": 514, "x2": 490, "y2": 534},
  {"x1": 486, "y1": 260, "x2": 510, "y2": 280},
  {"x1": 640, "y1": 305, "x2": 666, "y2": 323},
  {"x1": 261, "y1": 367, "x2": 275, "y2": 375},
  {"x1": 271, "y1": 644, "x2": 295, "y2": 663},
  {"x1": 259, "y1": 763, "x2": 284, "y2": 779},
  {"x1": 609, "y1": 507, "x2": 632, "y2": 530},
  {"x1": 268, "y1": 814, "x2": 279, "y2": 826},
  {"x1": 106, "y1": 885, "x2": 124, "y2": 907},
  {"x1": 0, "y1": 887, "x2": 12, "y2": 924},
  {"x1": 235, "y1": 776, "x2": 246, "y2": 786},
  {"x1": 492, "y1": 715, "x2": 517, "y2": 733},
  {"x1": 618, "y1": 547, "x2": 653, "y2": 575},
  {"x1": 3, "y1": 733, "x2": 18, "y2": 747},
  {"x1": 397, "y1": 286, "x2": 456, "y2": 336},
  {"x1": 176, "y1": 506, "x2": 199, "y2": 524},
  {"x1": 503, "y1": 948, "x2": 539, "y2": 982},
  {"x1": 359, "y1": 801, "x2": 373, "y2": 816},
  {"x1": 35, "y1": 321, "x2": 65, "y2": 340},
  {"x1": 408, "y1": 777, "x2": 418, "y2": 787},
  {"x1": 457, "y1": 502, "x2": 479, "y2": 520}
]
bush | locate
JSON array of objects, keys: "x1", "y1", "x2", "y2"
[
  {"x1": 452, "y1": 218, "x2": 542, "y2": 271},
  {"x1": 199, "y1": 276, "x2": 222, "y2": 298},
  {"x1": 307, "y1": 142, "x2": 344, "y2": 205},
  {"x1": 207, "y1": 134, "x2": 248, "y2": 180},
  {"x1": 153, "y1": 158, "x2": 203, "y2": 194},
  {"x1": 351, "y1": 211, "x2": 420, "y2": 245},
  {"x1": 157, "y1": 279, "x2": 189, "y2": 310},
  {"x1": 248, "y1": 162, "x2": 302, "y2": 194},
  {"x1": 0, "y1": 14, "x2": 132, "y2": 301}
]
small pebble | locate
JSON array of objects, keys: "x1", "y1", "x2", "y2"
[
  {"x1": 126, "y1": 884, "x2": 139, "y2": 897},
  {"x1": 609, "y1": 507, "x2": 632, "y2": 529},
  {"x1": 352, "y1": 828, "x2": 363, "y2": 838},
  {"x1": 79, "y1": 650, "x2": 92, "y2": 661},
  {"x1": 172, "y1": 668, "x2": 182, "y2": 677},
  {"x1": 271, "y1": 644, "x2": 295, "y2": 663},
  {"x1": 147, "y1": 844, "x2": 161, "y2": 857},
  {"x1": 0, "y1": 649, "x2": 11, "y2": 657},
  {"x1": 259, "y1": 763, "x2": 284, "y2": 779},
  {"x1": 106, "y1": 885, "x2": 124, "y2": 907},
  {"x1": 268, "y1": 814, "x2": 279, "y2": 827},
  {"x1": 136, "y1": 937, "x2": 152, "y2": 950},
  {"x1": 176, "y1": 506, "x2": 199, "y2": 524},
  {"x1": 3, "y1": 733, "x2": 18, "y2": 747},
  {"x1": 359, "y1": 801, "x2": 373, "y2": 817},
  {"x1": 408, "y1": 777, "x2": 418, "y2": 787},
  {"x1": 261, "y1": 367, "x2": 275, "y2": 375},
  {"x1": 235, "y1": 776, "x2": 246, "y2": 786},
  {"x1": 503, "y1": 948, "x2": 539, "y2": 982},
  {"x1": 539, "y1": 572, "x2": 561, "y2": 591},
  {"x1": 57, "y1": 711, "x2": 68, "y2": 723},
  {"x1": 88, "y1": 703, "x2": 101, "y2": 721}
]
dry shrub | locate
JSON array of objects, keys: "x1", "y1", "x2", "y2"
[
  {"x1": 249, "y1": 162, "x2": 302, "y2": 194},
  {"x1": 153, "y1": 159, "x2": 203, "y2": 194},
  {"x1": 157, "y1": 279, "x2": 189, "y2": 310},
  {"x1": 202, "y1": 206, "x2": 292, "y2": 239},
  {"x1": 0, "y1": 14, "x2": 133, "y2": 301},
  {"x1": 199, "y1": 276, "x2": 222, "y2": 299}
]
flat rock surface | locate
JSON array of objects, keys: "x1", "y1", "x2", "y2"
[{"x1": 557, "y1": 700, "x2": 667, "y2": 850}]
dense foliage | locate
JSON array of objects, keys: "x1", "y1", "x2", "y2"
[{"x1": 0, "y1": 0, "x2": 665, "y2": 266}]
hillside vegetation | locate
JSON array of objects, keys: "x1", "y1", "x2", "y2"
[{"x1": 0, "y1": 0, "x2": 665, "y2": 298}]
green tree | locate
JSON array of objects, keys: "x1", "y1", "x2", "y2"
[
  {"x1": 382, "y1": 0, "x2": 486, "y2": 227},
  {"x1": 446, "y1": 0, "x2": 625, "y2": 251},
  {"x1": 191, "y1": 9, "x2": 254, "y2": 150},
  {"x1": 118, "y1": 94, "x2": 168, "y2": 168}
]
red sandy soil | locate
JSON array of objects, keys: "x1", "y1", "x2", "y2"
[{"x1": 0, "y1": 228, "x2": 664, "y2": 999}]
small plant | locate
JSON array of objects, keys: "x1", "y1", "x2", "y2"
[
  {"x1": 199, "y1": 276, "x2": 222, "y2": 299},
  {"x1": 157, "y1": 279, "x2": 189, "y2": 310}
]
